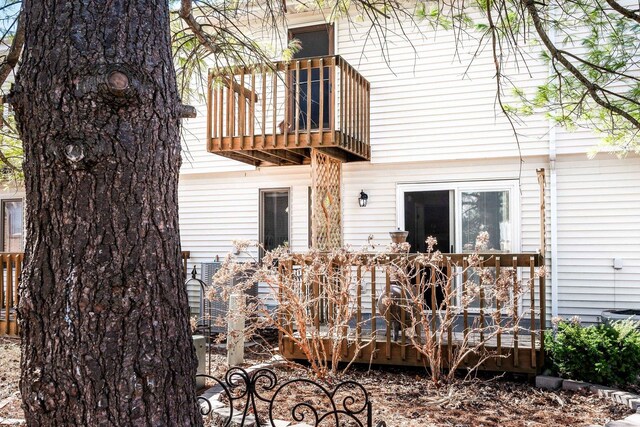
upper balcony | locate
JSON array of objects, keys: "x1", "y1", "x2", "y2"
[{"x1": 206, "y1": 55, "x2": 370, "y2": 166}]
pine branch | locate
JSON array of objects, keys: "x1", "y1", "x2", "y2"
[
  {"x1": 524, "y1": 0, "x2": 640, "y2": 131},
  {"x1": 604, "y1": 0, "x2": 640, "y2": 24}
]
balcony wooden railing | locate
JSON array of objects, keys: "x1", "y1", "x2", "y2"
[
  {"x1": 207, "y1": 55, "x2": 370, "y2": 166},
  {"x1": 0, "y1": 251, "x2": 191, "y2": 337},
  {"x1": 277, "y1": 252, "x2": 546, "y2": 374}
]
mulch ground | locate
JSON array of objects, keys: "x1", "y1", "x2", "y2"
[
  {"x1": 1, "y1": 338, "x2": 633, "y2": 426},
  {"x1": 0, "y1": 337, "x2": 21, "y2": 423},
  {"x1": 229, "y1": 362, "x2": 632, "y2": 427}
]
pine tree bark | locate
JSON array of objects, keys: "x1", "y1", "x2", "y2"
[{"x1": 12, "y1": 1, "x2": 202, "y2": 425}]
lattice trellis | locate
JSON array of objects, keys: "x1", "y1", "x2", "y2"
[{"x1": 311, "y1": 149, "x2": 342, "y2": 250}]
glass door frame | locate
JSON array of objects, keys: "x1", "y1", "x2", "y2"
[
  {"x1": 396, "y1": 180, "x2": 520, "y2": 253},
  {"x1": 396, "y1": 180, "x2": 521, "y2": 312}
]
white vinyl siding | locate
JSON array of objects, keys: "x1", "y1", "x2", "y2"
[{"x1": 177, "y1": 9, "x2": 637, "y2": 323}]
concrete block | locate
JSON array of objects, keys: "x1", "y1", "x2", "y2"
[
  {"x1": 230, "y1": 414, "x2": 256, "y2": 427},
  {"x1": 589, "y1": 384, "x2": 619, "y2": 398},
  {"x1": 536, "y1": 375, "x2": 563, "y2": 390},
  {"x1": 612, "y1": 391, "x2": 638, "y2": 406},
  {"x1": 262, "y1": 420, "x2": 291, "y2": 427},
  {"x1": 605, "y1": 413, "x2": 640, "y2": 427},
  {"x1": 628, "y1": 398, "x2": 640, "y2": 412},
  {"x1": 227, "y1": 293, "x2": 246, "y2": 366},
  {"x1": 562, "y1": 379, "x2": 590, "y2": 391}
]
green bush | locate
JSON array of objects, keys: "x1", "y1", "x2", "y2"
[{"x1": 545, "y1": 319, "x2": 640, "y2": 387}]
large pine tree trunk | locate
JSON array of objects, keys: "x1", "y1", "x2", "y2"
[{"x1": 12, "y1": 1, "x2": 202, "y2": 425}]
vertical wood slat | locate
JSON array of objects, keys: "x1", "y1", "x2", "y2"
[
  {"x1": 288, "y1": 261, "x2": 295, "y2": 354},
  {"x1": 272, "y1": 68, "x2": 278, "y2": 147},
  {"x1": 479, "y1": 256, "x2": 485, "y2": 346},
  {"x1": 415, "y1": 267, "x2": 422, "y2": 362},
  {"x1": 358, "y1": 73, "x2": 364, "y2": 148},
  {"x1": 495, "y1": 257, "x2": 502, "y2": 367},
  {"x1": 329, "y1": 57, "x2": 336, "y2": 135},
  {"x1": 249, "y1": 69, "x2": 255, "y2": 148},
  {"x1": 400, "y1": 283, "x2": 406, "y2": 361},
  {"x1": 512, "y1": 256, "x2": 519, "y2": 367},
  {"x1": 226, "y1": 82, "x2": 232, "y2": 139},
  {"x1": 239, "y1": 69, "x2": 246, "y2": 147},
  {"x1": 217, "y1": 83, "x2": 223, "y2": 149},
  {"x1": 370, "y1": 266, "x2": 377, "y2": 359},
  {"x1": 313, "y1": 269, "x2": 320, "y2": 331},
  {"x1": 207, "y1": 72, "x2": 213, "y2": 149},
  {"x1": 462, "y1": 257, "x2": 469, "y2": 340},
  {"x1": 338, "y1": 58, "x2": 344, "y2": 138},
  {"x1": 530, "y1": 256, "x2": 537, "y2": 368},
  {"x1": 342, "y1": 266, "x2": 349, "y2": 358},
  {"x1": 14, "y1": 254, "x2": 21, "y2": 335},
  {"x1": 430, "y1": 265, "x2": 437, "y2": 341},
  {"x1": 230, "y1": 75, "x2": 236, "y2": 138},
  {"x1": 7, "y1": 256, "x2": 13, "y2": 335},
  {"x1": 385, "y1": 268, "x2": 391, "y2": 359},
  {"x1": 306, "y1": 59, "x2": 312, "y2": 146},
  {"x1": 349, "y1": 65, "x2": 355, "y2": 152},
  {"x1": 344, "y1": 64, "x2": 350, "y2": 147},
  {"x1": 446, "y1": 260, "x2": 453, "y2": 365},
  {"x1": 327, "y1": 261, "x2": 334, "y2": 334},
  {"x1": 2, "y1": 255, "x2": 8, "y2": 335},
  {"x1": 294, "y1": 61, "x2": 300, "y2": 144},
  {"x1": 0, "y1": 256, "x2": 4, "y2": 325},
  {"x1": 356, "y1": 266, "x2": 362, "y2": 357},
  {"x1": 538, "y1": 254, "x2": 547, "y2": 367},
  {"x1": 277, "y1": 262, "x2": 284, "y2": 350},
  {"x1": 318, "y1": 59, "x2": 324, "y2": 145},
  {"x1": 261, "y1": 67, "x2": 266, "y2": 143}
]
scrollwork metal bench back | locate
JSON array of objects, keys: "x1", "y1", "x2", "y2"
[{"x1": 197, "y1": 367, "x2": 387, "y2": 427}]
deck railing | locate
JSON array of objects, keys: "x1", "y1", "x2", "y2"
[
  {"x1": 0, "y1": 253, "x2": 23, "y2": 336},
  {"x1": 277, "y1": 252, "x2": 547, "y2": 373},
  {"x1": 0, "y1": 251, "x2": 191, "y2": 336},
  {"x1": 207, "y1": 55, "x2": 371, "y2": 165}
]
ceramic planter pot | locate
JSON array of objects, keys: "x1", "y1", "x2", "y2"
[{"x1": 389, "y1": 230, "x2": 409, "y2": 244}]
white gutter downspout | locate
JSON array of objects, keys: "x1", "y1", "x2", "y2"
[
  {"x1": 548, "y1": 4, "x2": 559, "y2": 318},
  {"x1": 550, "y1": 124, "x2": 559, "y2": 318}
]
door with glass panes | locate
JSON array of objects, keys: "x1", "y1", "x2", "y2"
[{"x1": 399, "y1": 182, "x2": 517, "y2": 309}]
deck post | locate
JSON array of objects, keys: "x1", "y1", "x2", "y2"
[{"x1": 227, "y1": 292, "x2": 246, "y2": 366}]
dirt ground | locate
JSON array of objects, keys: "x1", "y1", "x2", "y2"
[
  {"x1": 237, "y1": 362, "x2": 632, "y2": 427},
  {"x1": 0, "y1": 337, "x2": 21, "y2": 422},
  {"x1": 1, "y1": 339, "x2": 633, "y2": 426}
]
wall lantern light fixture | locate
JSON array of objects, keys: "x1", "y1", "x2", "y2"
[{"x1": 358, "y1": 190, "x2": 369, "y2": 208}]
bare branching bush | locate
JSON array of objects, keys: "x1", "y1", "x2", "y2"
[
  {"x1": 380, "y1": 232, "x2": 536, "y2": 386},
  {"x1": 205, "y1": 234, "x2": 544, "y2": 385}
]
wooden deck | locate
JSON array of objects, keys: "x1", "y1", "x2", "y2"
[
  {"x1": 278, "y1": 252, "x2": 547, "y2": 375},
  {"x1": 206, "y1": 55, "x2": 370, "y2": 166}
]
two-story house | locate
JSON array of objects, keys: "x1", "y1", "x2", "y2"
[{"x1": 175, "y1": 8, "x2": 639, "y2": 328}]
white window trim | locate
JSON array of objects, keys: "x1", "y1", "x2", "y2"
[
  {"x1": 396, "y1": 180, "x2": 521, "y2": 253},
  {"x1": 396, "y1": 180, "x2": 521, "y2": 313},
  {"x1": 259, "y1": 188, "x2": 292, "y2": 255}
]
